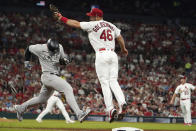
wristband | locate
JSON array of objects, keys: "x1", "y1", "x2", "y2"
[{"x1": 60, "y1": 17, "x2": 69, "y2": 23}]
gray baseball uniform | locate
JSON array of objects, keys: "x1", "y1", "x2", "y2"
[{"x1": 20, "y1": 44, "x2": 83, "y2": 116}]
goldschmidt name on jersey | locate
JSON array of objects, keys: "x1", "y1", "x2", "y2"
[{"x1": 93, "y1": 21, "x2": 114, "y2": 32}]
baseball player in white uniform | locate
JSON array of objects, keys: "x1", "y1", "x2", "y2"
[
  {"x1": 14, "y1": 38, "x2": 91, "y2": 123},
  {"x1": 170, "y1": 75, "x2": 195, "y2": 126},
  {"x1": 54, "y1": 8, "x2": 128, "y2": 122},
  {"x1": 36, "y1": 90, "x2": 75, "y2": 123}
]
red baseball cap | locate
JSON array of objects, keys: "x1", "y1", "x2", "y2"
[{"x1": 86, "y1": 8, "x2": 103, "y2": 17}]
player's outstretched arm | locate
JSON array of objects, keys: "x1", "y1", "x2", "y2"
[
  {"x1": 116, "y1": 35, "x2": 128, "y2": 56},
  {"x1": 54, "y1": 12, "x2": 81, "y2": 29}
]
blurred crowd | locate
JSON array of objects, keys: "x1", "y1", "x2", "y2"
[
  {"x1": 0, "y1": 13, "x2": 196, "y2": 117},
  {"x1": 1, "y1": 0, "x2": 195, "y2": 18}
]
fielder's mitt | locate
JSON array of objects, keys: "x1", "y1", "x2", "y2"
[
  {"x1": 49, "y1": 4, "x2": 60, "y2": 20},
  {"x1": 49, "y1": 4, "x2": 60, "y2": 13}
]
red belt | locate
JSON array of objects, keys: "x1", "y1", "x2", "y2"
[
  {"x1": 181, "y1": 98, "x2": 189, "y2": 100},
  {"x1": 99, "y1": 48, "x2": 114, "y2": 51}
]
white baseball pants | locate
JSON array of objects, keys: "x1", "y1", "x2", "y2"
[
  {"x1": 95, "y1": 50, "x2": 126, "y2": 112},
  {"x1": 37, "y1": 96, "x2": 70, "y2": 121},
  {"x1": 180, "y1": 99, "x2": 192, "y2": 124}
]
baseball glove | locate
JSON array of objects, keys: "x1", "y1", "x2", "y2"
[
  {"x1": 49, "y1": 4, "x2": 60, "y2": 13},
  {"x1": 49, "y1": 4, "x2": 60, "y2": 20}
]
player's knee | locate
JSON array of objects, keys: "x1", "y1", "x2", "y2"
[
  {"x1": 59, "y1": 107, "x2": 65, "y2": 111},
  {"x1": 38, "y1": 95, "x2": 49, "y2": 103},
  {"x1": 99, "y1": 79, "x2": 109, "y2": 87},
  {"x1": 186, "y1": 109, "x2": 191, "y2": 113},
  {"x1": 66, "y1": 88, "x2": 73, "y2": 94},
  {"x1": 60, "y1": 85, "x2": 73, "y2": 95},
  {"x1": 47, "y1": 108, "x2": 52, "y2": 112},
  {"x1": 65, "y1": 84, "x2": 73, "y2": 92},
  {"x1": 109, "y1": 77, "x2": 117, "y2": 84}
]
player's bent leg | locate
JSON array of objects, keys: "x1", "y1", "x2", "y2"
[
  {"x1": 95, "y1": 54, "x2": 116, "y2": 122},
  {"x1": 43, "y1": 75, "x2": 82, "y2": 114},
  {"x1": 14, "y1": 86, "x2": 53, "y2": 121},
  {"x1": 99, "y1": 78, "x2": 117, "y2": 123},
  {"x1": 36, "y1": 102, "x2": 53, "y2": 123},
  {"x1": 36, "y1": 108, "x2": 51, "y2": 123},
  {"x1": 42, "y1": 75, "x2": 90, "y2": 122},
  {"x1": 109, "y1": 53, "x2": 126, "y2": 105},
  {"x1": 109, "y1": 53, "x2": 127, "y2": 120},
  {"x1": 109, "y1": 78, "x2": 126, "y2": 106},
  {"x1": 99, "y1": 78, "x2": 114, "y2": 112},
  {"x1": 109, "y1": 78, "x2": 126, "y2": 120},
  {"x1": 95, "y1": 54, "x2": 113, "y2": 112}
]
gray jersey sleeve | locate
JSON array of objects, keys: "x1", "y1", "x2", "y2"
[{"x1": 29, "y1": 44, "x2": 42, "y2": 56}]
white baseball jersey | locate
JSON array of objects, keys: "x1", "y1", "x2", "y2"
[
  {"x1": 175, "y1": 83, "x2": 195, "y2": 99},
  {"x1": 29, "y1": 44, "x2": 66, "y2": 74},
  {"x1": 80, "y1": 20, "x2": 121, "y2": 52}
]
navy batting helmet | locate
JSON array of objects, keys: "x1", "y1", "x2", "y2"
[{"x1": 47, "y1": 38, "x2": 59, "y2": 53}]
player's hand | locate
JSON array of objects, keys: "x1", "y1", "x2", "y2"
[
  {"x1": 121, "y1": 48, "x2": 128, "y2": 56},
  {"x1": 64, "y1": 58, "x2": 70, "y2": 65},
  {"x1": 54, "y1": 12, "x2": 62, "y2": 21},
  {"x1": 59, "y1": 57, "x2": 71, "y2": 65},
  {"x1": 24, "y1": 61, "x2": 32, "y2": 70}
]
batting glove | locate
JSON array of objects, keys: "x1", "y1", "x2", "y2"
[{"x1": 59, "y1": 58, "x2": 72, "y2": 65}]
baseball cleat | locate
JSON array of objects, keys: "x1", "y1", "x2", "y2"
[
  {"x1": 36, "y1": 118, "x2": 42, "y2": 123},
  {"x1": 108, "y1": 108, "x2": 117, "y2": 123},
  {"x1": 78, "y1": 108, "x2": 91, "y2": 123},
  {"x1": 117, "y1": 103, "x2": 127, "y2": 120},
  {"x1": 66, "y1": 119, "x2": 75, "y2": 124},
  {"x1": 14, "y1": 105, "x2": 23, "y2": 122}
]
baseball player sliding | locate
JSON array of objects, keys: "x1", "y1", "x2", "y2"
[
  {"x1": 14, "y1": 38, "x2": 91, "y2": 123},
  {"x1": 170, "y1": 75, "x2": 195, "y2": 126},
  {"x1": 52, "y1": 7, "x2": 128, "y2": 122},
  {"x1": 36, "y1": 90, "x2": 75, "y2": 123}
]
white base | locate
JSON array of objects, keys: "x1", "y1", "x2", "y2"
[{"x1": 112, "y1": 127, "x2": 144, "y2": 131}]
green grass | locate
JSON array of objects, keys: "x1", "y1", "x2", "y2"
[
  {"x1": 0, "y1": 119, "x2": 196, "y2": 131},
  {"x1": 0, "y1": 128, "x2": 55, "y2": 131}
]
